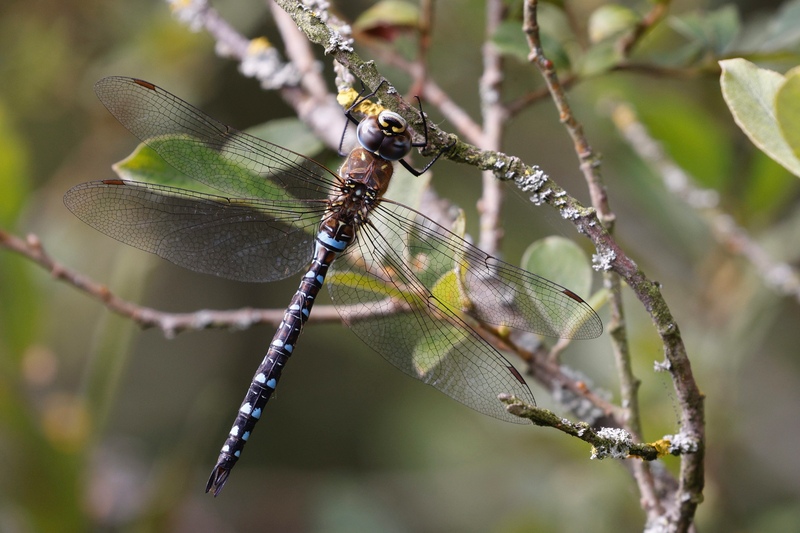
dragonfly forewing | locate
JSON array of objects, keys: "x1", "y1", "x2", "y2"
[
  {"x1": 326, "y1": 201, "x2": 602, "y2": 421},
  {"x1": 367, "y1": 202, "x2": 603, "y2": 338},
  {"x1": 64, "y1": 180, "x2": 324, "y2": 282},
  {"x1": 94, "y1": 77, "x2": 336, "y2": 202}
]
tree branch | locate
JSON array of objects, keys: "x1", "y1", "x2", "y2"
[
  {"x1": 611, "y1": 101, "x2": 800, "y2": 302},
  {"x1": 521, "y1": 1, "x2": 703, "y2": 530},
  {"x1": 476, "y1": 0, "x2": 508, "y2": 257},
  {"x1": 499, "y1": 394, "x2": 673, "y2": 462},
  {"x1": 0, "y1": 229, "x2": 344, "y2": 337}
]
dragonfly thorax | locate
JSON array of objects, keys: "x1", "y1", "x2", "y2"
[
  {"x1": 324, "y1": 148, "x2": 393, "y2": 227},
  {"x1": 338, "y1": 147, "x2": 393, "y2": 197},
  {"x1": 356, "y1": 111, "x2": 413, "y2": 161}
]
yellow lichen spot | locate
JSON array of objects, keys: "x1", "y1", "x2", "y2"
[
  {"x1": 337, "y1": 88, "x2": 360, "y2": 109},
  {"x1": 650, "y1": 438, "x2": 672, "y2": 457},
  {"x1": 337, "y1": 88, "x2": 385, "y2": 116},
  {"x1": 495, "y1": 324, "x2": 511, "y2": 339},
  {"x1": 169, "y1": 0, "x2": 193, "y2": 12},
  {"x1": 247, "y1": 37, "x2": 272, "y2": 54}
]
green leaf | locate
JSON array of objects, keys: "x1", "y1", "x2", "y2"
[
  {"x1": 749, "y1": 0, "x2": 800, "y2": 52},
  {"x1": 353, "y1": 0, "x2": 419, "y2": 40},
  {"x1": 521, "y1": 237, "x2": 595, "y2": 334},
  {"x1": 112, "y1": 143, "x2": 214, "y2": 193},
  {"x1": 579, "y1": 39, "x2": 623, "y2": 77},
  {"x1": 709, "y1": 6, "x2": 741, "y2": 53},
  {"x1": 587, "y1": 4, "x2": 640, "y2": 44},
  {"x1": 491, "y1": 20, "x2": 531, "y2": 62},
  {"x1": 720, "y1": 58, "x2": 800, "y2": 178},
  {"x1": 411, "y1": 323, "x2": 461, "y2": 376},
  {"x1": 326, "y1": 271, "x2": 406, "y2": 301},
  {"x1": 491, "y1": 5, "x2": 573, "y2": 70},
  {"x1": 114, "y1": 118, "x2": 322, "y2": 196},
  {"x1": 521, "y1": 236, "x2": 592, "y2": 300},
  {"x1": 244, "y1": 117, "x2": 323, "y2": 157},
  {"x1": 430, "y1": 270, "x2": 464, "y2": 314},
  {"x1": 538, "y1": 3, "x2": 574, "y2": 71},
  {"x1": 113, "y1": 136, "x2": 290, "y2": 199},
  {"x1": 775, "y1": 66, "x2": 800, "y2": 162},
  {"x1": 669, "y1": 6, "x2": 740, "y2": 56}
]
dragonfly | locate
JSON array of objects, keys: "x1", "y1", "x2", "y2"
[{"x1": 64, "y1": 76, "x2": 603, "y2": 496}]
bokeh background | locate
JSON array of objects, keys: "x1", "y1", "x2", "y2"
[{"x1": 2, "y1": 0, "x2": 800, "y2": 531}]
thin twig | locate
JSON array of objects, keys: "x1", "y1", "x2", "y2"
[
  {"x1": 522, "y1": 1, "x2": 610, "y2": 222},
  {"x1": 522, "y1": 0, "x2": 685, "y2": 526},
  {"x1": 611, "y1": 102, "x2": 800, "y2": 303},
  {"x1": 170, "y1": 0, "x2": 344, "y2": 148},
  {"x1": 409, "y1": 0, "x2": 433, "y2": 97},
  {"x1": 356, "y1": 40, "x2": 486, "y2": 145},
  {"x1": 477, "y1": 0, "x2": 508, "y2": 255},
  {"x1": 0, "y1": 229, "x2": 343, "y2": 337},
  {"x1": 617, "y1": 0, "x2": 671, "y2": 57},
  {"x1": 1, "y1": 223, "x2": 630, "y2": 442},
  {"x1": 499, "y1": 394, "x2": 673, "y2": 462}
]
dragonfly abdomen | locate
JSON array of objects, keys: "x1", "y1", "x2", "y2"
[{"x1": 206, "y1": 222, "x2": 354, "y2": 495}]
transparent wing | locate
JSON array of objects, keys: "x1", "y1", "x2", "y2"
[
  {"x1": 326, "y1": 202, "x2": 602, "y2": 423},
  {"x1": 64, "y1": 180, "x2": 324, "y2": 282},
  {"x1": 367, "y1": 201, "x2": 602, "y2": 339},
  {"x1": 328, "y1": 236, "x2": 535, "y2": 423},
  {"x1": 93, "y1": 76, "x2": 338, "y2": 202}
]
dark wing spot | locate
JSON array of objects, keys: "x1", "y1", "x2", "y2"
[
  {"x1": 133, "y1": 79, "x2": 157, "y2": 91},
  {"x1": 507, "y1": 365, "x2": 526, "y2": 386},
  {"x1": 562, "y1": 288, "x2": 586, "y2": 304}
]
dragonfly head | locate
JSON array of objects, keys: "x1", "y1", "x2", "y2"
[{"x1": 356, "y1": 111, "x2": 413, "y2": 161}]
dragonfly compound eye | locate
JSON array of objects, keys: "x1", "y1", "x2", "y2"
[
  {"x1": 357, "y1": 113, "x2": 413, "y2": 161},
  {"x1": 356, "y1": 116, "x2": 384, "y2": 153}
]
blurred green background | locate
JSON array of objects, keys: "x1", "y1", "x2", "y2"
[{"x1": 2, "y1": 0, "x2": 800, "y2": 531}]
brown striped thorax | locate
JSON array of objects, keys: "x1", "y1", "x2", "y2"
[{"x1": 325, "y1": 147, "x2": 394, "y2": 227}]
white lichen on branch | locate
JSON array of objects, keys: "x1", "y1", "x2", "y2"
[
  {"x1": 663, "y1": 432, "x2": 699, "y2": 455},
  {"x1": 591, "y1": 427, "x2": 634, "y2": 459},
  {"x1": 592, "y1": 248, "x2": 617, "y2": 271}
]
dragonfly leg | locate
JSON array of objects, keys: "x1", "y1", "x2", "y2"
[{"x1": 398, "y1": 135, "x2": 456, "y2": 177}]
